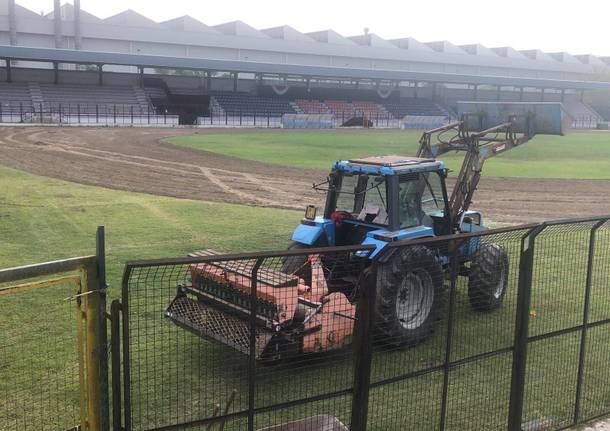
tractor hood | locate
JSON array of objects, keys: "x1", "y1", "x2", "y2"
[{"x1": 357, "y1": 225, "x2": 434, "y2": 258}]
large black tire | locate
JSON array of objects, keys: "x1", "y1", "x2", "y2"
[
  {"x1": 375, "y1": 246, "x2": 444, "y2": 346},
  {"x1": 280, "y1": 242, "x2": 309, "y2": 274},
  {"x1": 468, "y1": 243, "x2": 509, "y2": 311}
]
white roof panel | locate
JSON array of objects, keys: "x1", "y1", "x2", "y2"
[
  {"x1": 390, "y1": 37, "x2": 434, "y2": 52},
  {"x1": 492, "y1": 47, "x2": 528, "y2": 60},
  {"x1": 213, "y1": 20, "x2": 269, "y2": 38},
  {"x1": 261, "y1": 25, "x2": 313, "y2": 42},
  {"x1": 520, "y1": 50, "x2": 557, "y2": 62},
  {"x1": 161, "y1": 15, "x2": 218, "y2": 33},
  {"x1": 549, "y1": 52, "x2": 582, "y2": 64},
  {"x1": 426, "y1": 41, "x2": 467, "y2": 55},
  {"x1": 459, "y1": 44, "x2": 499, "y2": 57},
  {"x1": 349, "y1": 33, "x2": 397, "y2": 49},
  {"x1": 104, "y1": 9, "x2": 159, "y2": 28},
  {"x1": 306, "y1": 29, "x2": 357, "y2": 45}
]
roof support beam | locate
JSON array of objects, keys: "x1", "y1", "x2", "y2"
[
  {"x1": 8, "y1": 0, "x2": 17, "y2": 46},
  {"x1": 54, "y1": 0, "x2": 62, "y2": 49},
  {"x1": 97, "y1": 64, "x2": 103, "y2": 86},
  {"x1": 74, "y1": 0, "x2": 82, "y2": 50}
]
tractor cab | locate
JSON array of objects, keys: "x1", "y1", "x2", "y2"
[{"x1": 292, "y1": 155, "x2": 461, "y2": 257}]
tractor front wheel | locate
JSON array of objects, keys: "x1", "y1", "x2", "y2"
[
  {"x1": 375, "y1": 246, "x2": 444, "y2": 347},
  {"x1": 468, "y1": 243, "x2": 509, "y2": 311}
]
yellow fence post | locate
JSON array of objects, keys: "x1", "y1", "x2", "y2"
[{"x1": 80, "y1": 226, "x2": 109, "y2": 431}]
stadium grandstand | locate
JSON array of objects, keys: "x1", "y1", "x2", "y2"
[{"x1": 0, "y1": 0, "x2": 609, "y2": 127}]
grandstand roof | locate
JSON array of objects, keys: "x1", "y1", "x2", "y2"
[
  {"x1": 4, "y1": 45, "x2": 610, "y2": 91},
  {"x1": 0, "y1": 1, "x2": 609, "y2": 90}
]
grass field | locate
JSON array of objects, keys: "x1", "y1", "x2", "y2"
[
  {"x1": 2, "y1": 146, "x2": 610, "y2": 430},
  {"x1": 166, "y1": 130, "x2": 610, "y2": 179},
  {"x1": 0, "y1": 166, "x2": 301, "y2": 288}
]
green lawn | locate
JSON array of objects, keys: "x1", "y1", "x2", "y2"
[
  {"x1": 0, "y1": 166, "x2": 301, "y2": 290},
  {"x1": 1, "y1": 165, "x2": 609, "y2": 431},
  {"x1": 166, "y1": 130, "x2": 610, "y2": 179}
]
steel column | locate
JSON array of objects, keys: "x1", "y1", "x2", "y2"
[
  {"x1": 508, "y1": 225, "x2": 546, "y2": 431},
  {"x1": 248, "y1": 258, "x2": 264, "y2": 431},
  {"x1": 110, "y1": 300, "x2": 122, "y2": 431},
  {"x1": 53, "y1": 0, "x2": 62, "y2": 49},
  {"x1": 74, "y1": 0, "x2": 82, "y2": 50},
  {"x1": 439, "y1": 241, "x2": 464, "y2": 430},
  {"x1": 53, "y1": 61, "x2": 60, "y2": 84},
  {"x1": 350, "y1": 267, "x2": 378, "y2": 431},
  {"x1": 8, "y1": 0, "x2": 17, "y2": 46},
  {"x1": 5, "y1": 59, "x2": 12, "y2": 83},
  {"x1": 574, "y1": 219, "x2": 608, "y2": 424}
]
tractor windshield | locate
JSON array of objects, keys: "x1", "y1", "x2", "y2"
[
  {"x1": 399, "y1": 172, "x2": 444, "y2": 228},
  {"x1": 335, "y1": 173, "x2": 388, "y2": 225}
]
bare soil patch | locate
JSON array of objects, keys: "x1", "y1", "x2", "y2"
[{"x1": 0, "y1": 127, "x2": 608, "y2": 224}]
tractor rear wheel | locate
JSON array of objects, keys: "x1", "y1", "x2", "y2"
[
  {"x1": 375, "y1": 246, "x2": 443, "y2": 347},
  {"x1": 468, "y1": 243, "x2": 509, "y2": 311}
]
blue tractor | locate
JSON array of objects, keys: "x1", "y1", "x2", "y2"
[
  {"x1": 281, "y1": 104, "x2": 564, "y2": 346},
  {"x1": 166, "y1": 103, "x2": 566, "y2": 359}
]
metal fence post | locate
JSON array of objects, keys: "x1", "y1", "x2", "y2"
[
  {"x1": 96, "y1": 104, "x2": 99, "y2": 124},
  {"x1": 439, "y1": 240, "x2": 464, "y2": 431},
  {"x1": 248, "y1": 258, "x2": 264, "y2": 431},
  {"x1": 130, "y1": 105, "x2": 134, "y2": 125},
  {"x1": 508, "y1": 224, "x2": 545, "y2": 431},
  {"x1": 59, "y1": 103, "x2": 62, "y2": 124},
  {"x1": 0, "y1": 103, "x2": 3, "y2": 123},
  {"x1": 267, "y1": 112, "x2": 270, "y2": 128},
  {"x1": 350, "y1": 265, "x2": 377, "y2": 431},
  {"x1": 110, "y1": 300, "x2": 122, "y2": 431},
  {"x1": 573, "y1": 218, "x2": 608, "y2": 424},
  {"x1": 19, "y1": 102, "x2": 23, "y2": 123},
  {"x1": 39, "y1": 103, "x2": 43, "y2": 123},
  {"x1": 113, "y1": 104, "x2": 117, "y2": 124}
]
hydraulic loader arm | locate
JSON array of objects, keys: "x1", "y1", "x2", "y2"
[{"x1": 416, "y1": 115, "x2": 534, "y2": 228}]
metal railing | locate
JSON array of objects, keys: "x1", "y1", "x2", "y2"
[
  {"x1": 0, "y1": 103, "x2": 179, "y2": 126},
  {"x1": 3, "y1": 218, "x2": 610, "y2": 430},
  {"x1": 115, "y1": 215, "x2": 610, "y2": 431}
]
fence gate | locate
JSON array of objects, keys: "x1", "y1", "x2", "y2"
[{"x1": 0, "y1": 227, "x2": 108, "y2": 431}]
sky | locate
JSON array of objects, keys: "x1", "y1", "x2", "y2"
[{"x1": 14, "y1": 0, "x2": 610, "y2": 57}]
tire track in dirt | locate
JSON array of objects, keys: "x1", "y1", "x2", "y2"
[{"x1": 0, "y1": 126, "x2": 608, "y2": 224}]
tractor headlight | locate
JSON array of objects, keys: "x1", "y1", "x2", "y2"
[{"x1": 305, "y1": 205, "x2": 317, "y2": 220}]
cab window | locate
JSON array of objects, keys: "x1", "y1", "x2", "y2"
[{"x1": 399, "y1": 172, "x2": 444, "y2": 228}]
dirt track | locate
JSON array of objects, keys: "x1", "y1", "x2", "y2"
[{"x1": 0, "y1": 126, "x2": 608, "y2": 224}]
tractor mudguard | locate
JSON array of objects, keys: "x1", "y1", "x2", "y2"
[
  {"x1": 291, "y1": 218, "x2": 334, "y2": 246},
  {"x1": 361, "y1": 226, "x2": 435, "y2": 262}
]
